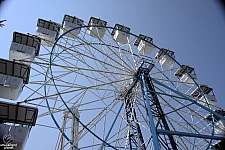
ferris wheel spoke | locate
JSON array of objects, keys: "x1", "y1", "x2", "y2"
[
  {"x1": 83, "y1": 30, "x2": 135, "y2": 72},
  {"x1": 78, "y1": 99, "x2": 122, "y2": 142},
  {"x1": 51, "y1": 49, "x2": 133, "y2": 85},
  {"x1": 67, "y1": 46, "x2": 133, "y2": 75},
  {"x1": 59, "y1": 33, "x2": 134, "y2": 73}
]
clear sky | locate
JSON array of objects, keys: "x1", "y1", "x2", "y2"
[{"x1": 0, "y1": 0, "x2": 225, "y2": 149}]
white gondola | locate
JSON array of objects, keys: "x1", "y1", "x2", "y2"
[
  {"x1": 0, "y1": 58, "x2": 30, "y2": 100},
  {"x1": 174, "y1": 65, "x2": 197, "y2": 86},
  {"x1": 0, "y1": 125, "x2": 30, "y2": 150},
  {"x1": 138, "y1": 39, "x2": 154, "y2": 54},
  {"x1": 111, "y1": 24, "x2": 130, "y2": 44},
  {"x1": 215, "y1": 119, "x2": 225, "y2": 136},
  {"x1": 0, "y1": 124, "x2": 10, "y2": 136},
  {"x1": 204, "y1": 109, "x2": 225, "y2": 136},
  {"x1": 180, "y1": 73, "x2": 198, "y2": 86},
  {"x1": 0, "y1": 74, "x2": 23, "y2": 100},
  {"x1": 9, "y1": 126, "x2": 31, "y2": 150},
  {"x1": 155, "y1": 48, "x2": 175, "y2": 68},
  {"x1": 86, "y1": 17, "x2": 107, "y2": 39},
  {"x1": 205, "y1": 109, "x2": 225, "y2": 123},
  {"x1": 210, "y1": 119, "x2": 225, "y2": 149},
  {"x1": 0, "y1": 101, "x2": 38, "y2": 125},
  {"x1": 0, "y1": 101, "x2": 38, "y2": 150},
  {"x1": 134, "y1": 34, "x2": 154, "y2": 54},
  {"x1": 36, "y1": 19, "x2": 60, "y2": 47},
  {"x1": 9, "y1": 32, "x2": 41, "y2": 66},
  {"x1": 62, "y1": 14, "x2": 83, "y2": 38},
  {"x1": 211, "y1": 139, "x2": 225, "y2": 149},
  {"x1": 199, "y1": 94, "x2": 217, "y2": 106},
  {"x1": 191, "y1": 84, "x2": 217, "y2": 106}
]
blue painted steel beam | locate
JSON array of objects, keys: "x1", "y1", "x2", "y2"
[
  {"x1": 157, "y1": 129, "x2": 225, "y2": 140},
  {"x1": 141, "y1": 74, "x2": 160, "y2": 150},
  {"x1": 147, "y1": 88, "x2": 195, "y2": 115},
  {"x1": 151, "y1": 77, "x2": 225, "y2": 121}
]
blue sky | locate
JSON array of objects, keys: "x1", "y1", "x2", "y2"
[{"x1": 0, "y1": 0, "x2": 225, "y2": 149}]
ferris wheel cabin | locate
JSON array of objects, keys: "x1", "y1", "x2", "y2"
[
  {"x1": 36, "y1": 19, "x2": 60, "y2": 47},
  {"x1": 155, "y1": 48, "x2": 175, "y2": 68},
  {"x1": 9, "y1": 32, "x2": 41, "y2": 66},
  {"x1": 0, "y1": 29, "x2": 37, "y2": 149},
  {"x1": 0, "y1": 58, "x2": 30, "y2": 100},
  {"x1": 204, "y1": 109, "x2": 225, "y2": 136},
  {"x1": 62, "y1": 14, "x2": 83, "y2": 38},
  {"x1": 86, "y1": 17, "x2": 107, "y2": 39},
  {"x1": 134, "y1": 34, "x2": 155, "y2": 54},
  {"x1": 215, "y1": 119, "x2": 225, "y2": 136},
  {"x1": 111, "y1": 24, "x2": 130, "y2": 44},
  {"x1": 205, "y1": 109, "x2": 225, "y2": 122},
  {"x1": 205, "y1": 109, "x2": 225, "y2": 149},
  {"x1": 174, "y1": 65, "x2": 198, "y2": 86},
  {"x1": 191, "y1": 84, "x2": 217, "y2": 106},
  {"x1": 211, "y1": 139, "x2": 225, "y2": 149},
  {"x1": 0, "y1": 101, "x2": 38, "y2": 149}
]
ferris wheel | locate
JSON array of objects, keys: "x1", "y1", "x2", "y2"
[{"x1": 0, "y1": 14, "x2": 225, "y2": 150}]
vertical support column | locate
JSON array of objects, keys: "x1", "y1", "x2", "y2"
[
  {"x1": 59, "y1": 108, "x2": 79, "y2": 150},
  {"x1": 70, "y1": 107, "x2": 79, "y2": 150},
  {"x1": 59, "y1": 111, "x2": 68, "y2": 150},
  {"x1": 124, "y1": 93, "x2": 146, "y2": 149},
  {"x1": 141, "y1": 74, "x2": 160, "y2": 150}
]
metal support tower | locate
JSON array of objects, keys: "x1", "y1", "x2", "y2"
[
  {"x1": 138, "y1": 59, "x2": 178, "y2": 150},
  {"x1": 59, "y1": 107, "x2": 79, "y2": 150},
  {"x1": 70, "y1": 107, "x2": 79, "y2": 149},
  {"x1": 124, "y1": 91, "x2": 146, "y2": 149}
]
